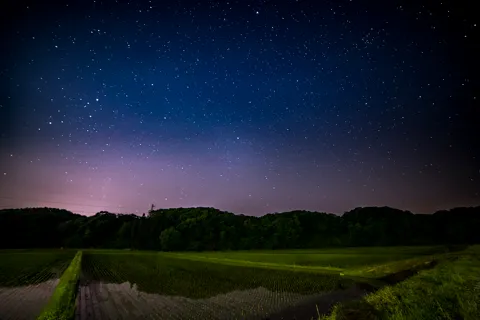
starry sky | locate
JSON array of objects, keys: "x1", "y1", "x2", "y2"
[{"x1": 0, "y1": 0, "x2": 478, "y2": 216}]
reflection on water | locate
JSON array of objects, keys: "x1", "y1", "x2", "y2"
[
  {"x1": 82, "y1": 254, "x2": 354, "y2": 299},
  {"x1": 0, "y1": 279, "x2": 59, "y2": 320},
  {"x1": 78, "y1": 254, "x2": 369, "y2": 319},
  {"x1": 76, "y1": 281, "x2": 328, "y2": 320}
]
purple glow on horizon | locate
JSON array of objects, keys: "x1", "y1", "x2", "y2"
[{"x1": 0, "y1": 1, "x2": 478, "y2": 216}]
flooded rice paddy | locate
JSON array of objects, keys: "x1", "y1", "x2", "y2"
[{"x1": 74, "y1": 252, "x2": 372, "y2": 320}]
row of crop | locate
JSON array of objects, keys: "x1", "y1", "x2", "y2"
[
  {"x1": 0, "y1": 251, "x2": 76, "y2": 287},
  {"x1": 82, "y1": 252, "x2": 353, "y2": 299},
  {"x1": 81, "y1": 252, "x2": 336, "y2": 319}
]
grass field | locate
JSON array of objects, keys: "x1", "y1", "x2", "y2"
[
  {"x1": 172, "y1": 246, "x2": 448, "y2": 267},
  {"x1": 167, "y1": 245, "x2": 454, "y2": 279},
  {"x1": 0, "y1": 245, "x2": 477, "y2": 319}
]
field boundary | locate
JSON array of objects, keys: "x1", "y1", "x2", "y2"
[{"x1": 37, "y1": 251, "x2": 83, "y2": 320}]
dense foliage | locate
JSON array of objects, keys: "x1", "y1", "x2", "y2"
[{"x1": 0, "y1": 206, "x2": 479, "y2": 250}]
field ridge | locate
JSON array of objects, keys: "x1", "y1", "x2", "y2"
[{"x1": 37, "y1": 251, "x2": 83, "y2": 320}]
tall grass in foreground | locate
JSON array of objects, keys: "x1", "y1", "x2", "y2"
[
  {"x1": 37, "y1": 251, "x2": 82, "y2": 320},
  {"x1": 320, "y1": 245, "x2": 480, "y2": 320}
]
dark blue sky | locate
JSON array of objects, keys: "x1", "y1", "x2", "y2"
[{"x1": 0, "y1": 0, "x2": 478, "y2": 215}]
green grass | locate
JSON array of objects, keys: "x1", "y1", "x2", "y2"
[
  {"x1": 82, "y1": 251, "x2": 355, "y2": 299},
  {"x1": 165, "y1": 245, "x2": 449, "y2": 279},
  {"x1": 37, "y1": 251, "x2": 83, "y2": 320},
  {"x1": 320, "y1": 245, "x2": 480, "y2": 320},
  {"x1": 0, "y1": 249, "x2": 77, "y2": 287}
]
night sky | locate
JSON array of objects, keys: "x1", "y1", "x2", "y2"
[{"x1": 0, "y1": 0, "x2": 478, "y2": 216}]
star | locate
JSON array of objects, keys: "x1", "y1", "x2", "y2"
[{"x1": 0, "y1": 0, "x2": 476, "y2": 216}]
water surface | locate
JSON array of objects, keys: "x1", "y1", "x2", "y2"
[
  {"x1": 0, "y1": 279, "x2": 59, "y2": 320},
  {"x1": 76, "y1": 280, "x2": 367, "y2": 320}
]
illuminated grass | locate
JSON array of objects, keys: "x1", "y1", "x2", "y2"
[
  {"x1": 169, "y1": 246, "x2": 447, "y2": 266},
  {"x1": 165, "y1": 245, "x2": 450, "y2": 279},
  {"x1": 320, "y1": 246, "x2": 480, "y2": 320},
  {"x1": 37, "y1": 251, "x2": 82, "y2": 320}
]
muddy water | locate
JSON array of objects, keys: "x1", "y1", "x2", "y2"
[
  {"x1": 75, "y1": 281, "x2": 361, "y2": 320},
  {"x1": 0, "y1": 279, "x2": 59, "y2": 320}
]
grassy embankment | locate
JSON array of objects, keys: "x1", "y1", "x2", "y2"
[
  {"x1": 37, "y1": 251, "x2": 83, "y2": 320},
  {"x1": 319, "y1": 245, "x2": 480, "y2": 320}
]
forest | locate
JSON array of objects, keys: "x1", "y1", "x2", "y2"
[{"x1": 0, "y1": 206, "x2": 479, "y2": 251}]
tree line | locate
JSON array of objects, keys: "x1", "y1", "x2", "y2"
[{"x1": 0, "y1": 206, "x2": 479, "y2": 250}]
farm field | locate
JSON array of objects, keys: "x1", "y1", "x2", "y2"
[
  {"x1": 0, "y1": 250, "x2": 76, "y2": 320},
  {"x1": 0, "y1": 245, "x2": 474, "y2": 319},
  {"x1": 167, "y1": 245, "x2": 454, "y2": 278},
  {"x1": 75, "y1": 246, "x2": 456, "y2": 319},
  {"x1": 76, "y1": 251, "x2": 358, "y2": 319}
]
